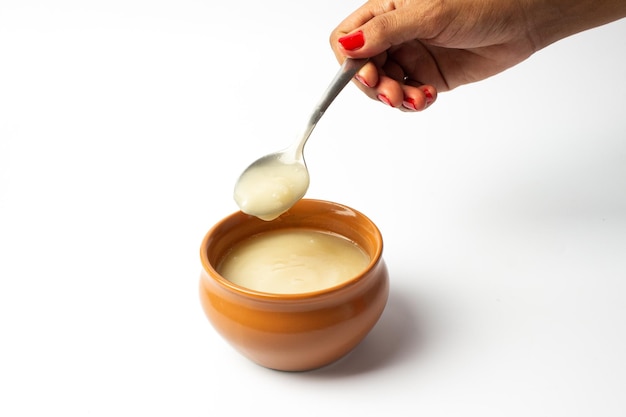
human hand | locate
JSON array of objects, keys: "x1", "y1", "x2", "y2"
[{"x1": 330, "y1": 0, "x2": 540, "y2": 111}]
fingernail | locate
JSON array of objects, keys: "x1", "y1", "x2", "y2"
[
  {"x1": 423, "y1": 89, "x2": 434, "y2": 105},
  {"x1": 402, "y1": 97, "x2": 418, "y2": 111},
  {"x1": 355, "y1": 74, "x2": 371, "y2": 88},
  {"x1": 338, "y1": 30, "x2": 365, "y2": 51},
  {"x1": 377, "y1": 94, "x2": 392, "y2": 106}
]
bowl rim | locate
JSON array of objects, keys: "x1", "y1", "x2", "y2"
[{"x1": 199, "y1": 199, "x2": 384, "y2": 301}]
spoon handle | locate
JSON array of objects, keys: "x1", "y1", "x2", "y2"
[
  {"x1": 313, "y1": 58, "x2": 369, "y2": 123},
  {"x1": 293, "y1": 58, "x2": 369, "y2": 154}
]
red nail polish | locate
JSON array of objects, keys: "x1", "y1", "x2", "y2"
[
  {"x1": 377, "y1": 94, "x2": 392, "y2": 106},
  {"x1": 338, "y1": 30, "x2": 365, "y2": 51},
  {"x1": 355, "y1": 74, "x2": 371, "y2": 88},
  {"x1": 402, "y1": 97, "x2": 417, "y2": 111},
  {"x1": 423, "y1": 89, "x2": 434, "y2": 104}
]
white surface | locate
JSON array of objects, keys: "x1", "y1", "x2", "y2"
[{"x1": 1, "y1": 1, "x2": 626, "y2": 416}]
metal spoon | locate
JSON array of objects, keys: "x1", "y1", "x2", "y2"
[{"x1": 233, "y1": 58, "x2": 369, "y2": 221}]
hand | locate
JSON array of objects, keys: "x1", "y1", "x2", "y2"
[
  {"x1": 330, "y1": 0, "x2": 626, "y2": 112},
  {"x1": 330, "y1": 0, "x2": 537, "y2": 111}
]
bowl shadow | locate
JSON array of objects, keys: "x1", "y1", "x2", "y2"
[{"x1": 305, "y1": 282, "x2": 424, "y2": 377}]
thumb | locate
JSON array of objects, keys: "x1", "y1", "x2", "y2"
[{"x1": 332, "y1": 1, "x2": 440, "y2": 58}]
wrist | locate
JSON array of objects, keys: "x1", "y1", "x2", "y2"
[{"x1": 526, "y1": 0, "x2": 626, "y2": 50}]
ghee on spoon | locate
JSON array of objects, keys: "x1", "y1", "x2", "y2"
[{"x1": 233, "y1": 58, "x2": 368, "y2": 221}]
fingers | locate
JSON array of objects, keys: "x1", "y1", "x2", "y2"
[
  {"x1": 348, "y1": 55, "x2": 438, "y2": 112},
  {"x1": 403, "y1": 84, "x2": 437, "y2": 112},
  {"x1": 358, "y1": 76, "x2": 437, "y2": 111},
  {"x1": 345, "y1": 44, "x2": 438, "y2": 111},
  {"x1": 330, "y1": 0, "x2": 442, "y2": 111},
  {"x1": 351, "y1": 63, "x2": 437, "y2": 111}
]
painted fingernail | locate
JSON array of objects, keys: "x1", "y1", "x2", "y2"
[
  {"x1": 355, "y1": 74, "x2": 371, "y2": 88},
  {"x1": 423, "y1": 89, "x2": 434, "y2": 105},
  {"x1": 338, "y1": 30, "x2": 365, "y2": 51},
  {"x1": 402, "y1": 97, "x2": 418, "y2": 111},
  {"x1": 377, "y1": 94, "x2": 392, "y2": 106}
]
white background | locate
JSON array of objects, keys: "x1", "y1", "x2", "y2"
[{"x1": 2, "y1": 1, "x2": 626, "y2": 416}]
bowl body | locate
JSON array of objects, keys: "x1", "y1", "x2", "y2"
[{"x1": 199, "y1": 199, "x2": 389, "y2": 371}]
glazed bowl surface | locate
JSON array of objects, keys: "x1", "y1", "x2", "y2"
[{"x1": 199, "y1": 199, "x2": 389, "y2": 371}]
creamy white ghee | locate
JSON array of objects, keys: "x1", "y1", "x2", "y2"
[
  {"x1": 233, "y1": 158, "x2": 309, "y2": 221},
  {"x1": 217, "y1": 229, "x2": 370, "y2": 294}
]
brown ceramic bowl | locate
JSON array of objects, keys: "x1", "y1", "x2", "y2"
[{"x1": 199, "y1": 199, "x2": 389, "y2": 371}]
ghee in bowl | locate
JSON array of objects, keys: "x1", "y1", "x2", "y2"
[
  {"x1": 199, "y1": 199, "x2": 389, "y2": 371},
  {"x1": 217, "y1": 229, "x2": 370, "y2": 294}
]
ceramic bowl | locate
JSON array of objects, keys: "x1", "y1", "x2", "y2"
[{"x1": 199, "y1": 199, "x2": 389, "y2": 371}]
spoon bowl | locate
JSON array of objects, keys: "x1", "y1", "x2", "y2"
[
  {"x1": 233, "y1": 151, "x2": 310, "y2": 221},
  {"x1": 233, "y1": 58, "x2": 368, "y2": 221}
]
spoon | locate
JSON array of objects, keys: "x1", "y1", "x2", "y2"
[{"x1": 233, "y1": 58, "x2": 369, "y2": 221}]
